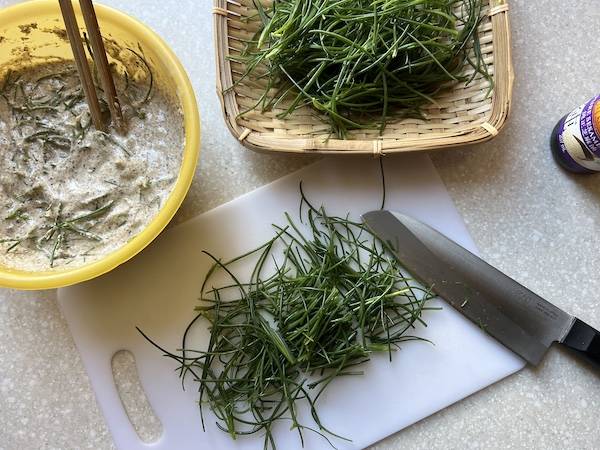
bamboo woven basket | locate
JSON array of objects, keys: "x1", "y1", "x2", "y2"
[{"x1": 213, "y1": 0, "x2": 513, "y2": 155}]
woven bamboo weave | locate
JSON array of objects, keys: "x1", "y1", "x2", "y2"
[{"x1": 214, "y1": 0, "x2": 513, "y2": 155}]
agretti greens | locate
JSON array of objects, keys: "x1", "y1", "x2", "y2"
[{"x1": 234, "y1": 0, "x2": 490, "y2": 137}]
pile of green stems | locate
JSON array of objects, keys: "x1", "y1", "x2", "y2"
[
  {"x1": 235, "y1": 0, "x2": 489, "y2": 137},
  {"x1": 142, "y1": 192, "x2": 437, "y2": 449}
]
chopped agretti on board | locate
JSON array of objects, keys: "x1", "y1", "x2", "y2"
[{"x1": 140, "y1": 188, "x2": 437, "y2": 449}]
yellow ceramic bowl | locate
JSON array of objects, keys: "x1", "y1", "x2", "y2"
[{"x1": 0, "y1": 1, "x2": 200, "y2": 290}]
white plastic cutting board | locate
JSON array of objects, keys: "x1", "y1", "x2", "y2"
[{"x1": 58, "y1": 154, "x2": 524, "y2": 450}]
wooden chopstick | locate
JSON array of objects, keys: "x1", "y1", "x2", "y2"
[
  {"x1": 79, "y1": 0, "x2": 125, "y2": 132},
  {"x1": 58, "y1": 0, "x2": 105, "y2": 132},
  {"x1": 58, "y1": 0, "x2": 125, "y2": 132}
]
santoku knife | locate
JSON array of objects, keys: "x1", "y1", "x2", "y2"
[{"x1": 362, "y1": 210, "x2": 600, "y2": 368}]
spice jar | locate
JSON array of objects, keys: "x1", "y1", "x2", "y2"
[{"x1": 551, "y1": 95, "x2": 600, "y2": 173}]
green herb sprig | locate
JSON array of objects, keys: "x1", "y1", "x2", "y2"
[
  {"x1": 234, "y1": 0, "x2": 490, "y2": 137},
  {"x1": 2, "y1": 201, "x2": 115, "y2": 267},
  {"x1": 140, "y1": 189, "x2": 437, "y2": 449}
]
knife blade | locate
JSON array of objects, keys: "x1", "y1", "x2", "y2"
[{"x1": 362, "y1": 210, "x2": 600, "y2": 368}]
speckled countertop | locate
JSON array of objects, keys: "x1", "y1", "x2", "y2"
[{"x1": 1, "y1": 1, "x2": 599, "y2": 449}]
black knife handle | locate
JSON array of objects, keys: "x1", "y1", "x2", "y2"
[{"x1": 561, "y1": 318, "x2": 600, "y2": 368}]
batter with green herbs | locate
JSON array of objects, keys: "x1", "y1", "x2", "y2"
[{"x1": 0, "y1": 59, "x2": 184, "y2": 271}]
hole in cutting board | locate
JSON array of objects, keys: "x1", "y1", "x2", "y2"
[{"x1": 112, "y1": 350, "x2": 163, "y2": 443}]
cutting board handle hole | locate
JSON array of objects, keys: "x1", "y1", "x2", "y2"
[{"x1": 112, "y1": 350, "x2": 164, "y2": 444}]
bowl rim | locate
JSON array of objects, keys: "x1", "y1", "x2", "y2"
[{"x1": 0, "y1": 0, "x2": 201, "y2": 290}]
